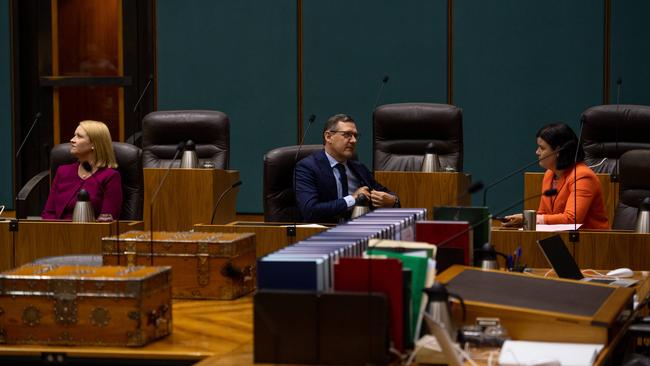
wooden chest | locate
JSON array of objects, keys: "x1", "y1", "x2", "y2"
[
  {"x1": 102, "y1": 231, "x2": 256, "y2": 299},
  {"x1": 0, "y1": 264, "x2": 172, "y2": 347}
]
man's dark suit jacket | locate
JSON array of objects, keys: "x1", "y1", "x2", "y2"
[{"x1": 294, "y1": 150, "x2": 394, "y2": 223}]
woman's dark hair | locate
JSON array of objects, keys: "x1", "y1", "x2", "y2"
[{"x1": 536, "y1": 122, "x2": 584, "y2": 170}]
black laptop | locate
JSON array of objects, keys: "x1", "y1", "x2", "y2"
[{"x1": 536, "y1": 235, "x2": 637, "y2": 287}]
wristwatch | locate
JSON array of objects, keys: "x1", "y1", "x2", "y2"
[{"x1": 393, "y1": 196, "x2": 400, "y2": 208}]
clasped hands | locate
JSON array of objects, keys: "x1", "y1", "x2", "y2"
[{"x1": 352, "y1": 186, "x2": 396, "y2": 208}]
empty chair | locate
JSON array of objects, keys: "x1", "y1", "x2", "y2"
[
  {"x1": 613, "y1": 149, "x2": 650, "y2": 230},
  {"x1": 263, "y1": 145, "x2": 323, "y2": 222},
  {"x1": 141, "y1": 110, "x2": 230, "y2": 168},
  {"x1": 581, "y1": 104, "x2": 650, "y2": 175},
  {"x1": 373, "y1": 103, "x2": 463, "y2": 172}
]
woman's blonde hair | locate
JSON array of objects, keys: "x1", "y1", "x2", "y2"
[{"x1": 79, "y1": 120, "x2": 118, "y2": 168}]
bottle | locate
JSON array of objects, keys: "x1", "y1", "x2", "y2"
[
  {"x1": 350, "y1": 194, "x2": 370, "y2": 219},
  {"x1": 421, "y1": 142, "x2": 441, "y2": 172},
  {"x1": 635, "y1": 197, "x2": 650, "y2": 234},
  {"x1": 422, "y1": 282, "x2": 465, "y2": 341},
  {"x1": 72, "y1": 189, "x2": 95, "y2": 222},
  {"x1": 180, "y1": 139, "x2": 198, "y2": 169}
]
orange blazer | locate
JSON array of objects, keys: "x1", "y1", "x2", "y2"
[{"x1": 538, "y1": 162, "x2": 609, "y2": 229}]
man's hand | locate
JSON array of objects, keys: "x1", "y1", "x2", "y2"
[
  {"x1": 370, "y1": 191, "x2": 397, "y2": 208},
  {"x1": 352, "y1": 186, "x2": 371, "y2": 202}
]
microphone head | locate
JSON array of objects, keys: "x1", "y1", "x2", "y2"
[
  {"x1": 543, "y1": 188, "x2": 558, "y2": 197},
  {"x1": 77, "y1": 189, "x2": 90, "y2": 202},
  {"x1": 617, "y1": 77, "x2": 622, "y2": 86},
  {"x1": 232, "y1": 180, "x2": 243, "y2": 188},
  {"x1": 467, "y1": 181, "x2": 484, "y2": 194},
  {"x1": 308, "y1": 114, "x2": 316, "y2": 123},
  {"x1": 425, "y1": 142, "x2": 436, "y2": 154},
  {"x1": 81, "y1": 161, "x2": 92, "y2": 173},
  {"x1": 176, "y1": 141, "x2": 186, "y2": 152},
  {"x1": 35, "y1": 112, "x2": 42, "y2": 119},
  {"x1": 184, "y1": 140, "x2": 196, "y2": 151},
  {"x1": 382, "y1": 75, "x2": 389, "y2": 83}
]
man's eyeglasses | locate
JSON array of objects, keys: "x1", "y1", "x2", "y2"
[{"x1": 328, "y1": 130, "x2": 360, "y2": 140}]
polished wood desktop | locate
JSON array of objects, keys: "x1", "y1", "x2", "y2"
[
  {"x1": 194, "y1": 222, "x2": 328, "y2": 257},
  {"x1": 491, "y1": 227, "x2": 650, "y2": 270},
  {"x1": 143, "y1": 168, "x2": 240, "y2": 231},
  {"x1": 0, "y1": 297, "x2": 253, "y2": 363},
  {"x1": 523, "y1": 172, "x2": 619, "y2": 225},
  {"x1": 374, "y1": 171, "x2": 471, "y2": 219}
]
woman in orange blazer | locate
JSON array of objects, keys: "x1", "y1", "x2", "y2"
[{"x1": 505, "y1": 123, "x2": 609, "y2": 229}]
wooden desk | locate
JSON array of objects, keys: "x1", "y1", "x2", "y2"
[
  {"x1": 491, "y1": 228, "x2": 650, "y2": 270},
  {"x1": 143, "y1": 168, "x2": 240, "y2": 231},
  {"x1": 374, "y1": 171, "x2": 471, "y2": 219},
  {"x1": 194, "y1": 222, "x2": 328, "y2": 257},
  {"x1": 0, "y1": 221, "x2": 12, "y2": 271},
  {"x1": 0, "y1": 297, "x2": 253, "y2": 363},
  {"x1": 524, "y1": 172, "x2": 619, "y2": 225}
]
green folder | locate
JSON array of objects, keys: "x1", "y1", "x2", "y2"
[{"x1": 366, "y1": 248, "x2": 429, "y2": 344}]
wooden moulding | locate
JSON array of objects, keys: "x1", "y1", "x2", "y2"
[
  {"x1": 102, "y1": 231, "x2": 256, "y2": 300},
  {"x1": 436, "y1": 266, "x2": 634, "y2": 344},
  {"x1": 0, "y1": 265, "x2": 172, "y2": 347}
]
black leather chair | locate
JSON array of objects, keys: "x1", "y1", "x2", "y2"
[
  {"x1": 612, "y1": 149, "x2": 650, "y2": 230},
  {"x1": 373, "y1": 103, "x2": 463, "y2": 172},
  {"x1": 17, "y1": 142, "x2": 144, "y2": 220},
  {"x1": 581, "y1": 104, "x2": 650, "y2": 175},
  {"x1": 141, "y1": 110, "x2": 230, "y2": 168},
  {"x1": 263, "y1": 145, "x2": 323, "y2": 222}
]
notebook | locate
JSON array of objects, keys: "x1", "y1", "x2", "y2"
[{"x1": 537, "y1": 235, "x2": 637, "y2": 287}]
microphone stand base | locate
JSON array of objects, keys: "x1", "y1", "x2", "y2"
[{"x1": 568, "y1": 230, "x2": 580, "y2": 243}]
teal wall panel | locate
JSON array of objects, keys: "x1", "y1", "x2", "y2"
[
  {"x1": 301, "y1": 0, "x2": 448, "y2": 167},
  {"x1": 156, "y1": 0, "x2": 297, "y2": 212},
  {"x1": 610, "y1": 0, "x2": 650, "y2": 104},
  {"x1": 454, "y1": 0, "x2": 604, "y2": 214},
  {"x1": 0, "y1": 0, "x2": 11, "y2": 208}
]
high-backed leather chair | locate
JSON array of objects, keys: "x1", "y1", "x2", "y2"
[
  {"x1": 581, "y1": 104, "x2": 650, "y2": 175},
  {"x1": 141, "y1": 110, "x2": 230, "y2": 168},
  {"x1": 373, "y1": 103, "x2": 463, "y2": 172},
  {"x1": 17, "y1": 142, "x2": 143, "y2": 220},
  {"x1": 263, "y1": 145, "x2": 323, "y2": 222},
  {"x1": 612, "y1": 149, "x2": 650, "y2": 230}
]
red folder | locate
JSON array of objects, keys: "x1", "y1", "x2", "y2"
[
  {"x1": 334, "y1": 257, "x2": 404, "y2": 352},
  {"x1": 415, "y1": 220, "x2": 472, "y2": 265}
]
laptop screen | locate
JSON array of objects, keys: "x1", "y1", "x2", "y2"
[{"x1": 537, "y1": 235, "x2": 584, "y2": 280}]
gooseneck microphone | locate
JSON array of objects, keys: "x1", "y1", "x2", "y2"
[
  {"x1": 482, "y1": 143, "x2": 570, "y2": 207},
  {"x1": 569, "y1": 118, "x2": 585, "y2": 246},
  {"x1": 611, "y1": 77, "x2": 623, "y2": 182},
  {"x1": 372, "y1": 75, "x2": 390, "y2": 111},
  {"x1": 149, "y1": 141, "x2": 185, "y2": 265},
  {"x1": 15, "y1": 112, "x2": 43, "y2": 158},
  {"x1": 132, "y1": 75, "x2": 153, "y2": 113},
  {"x1": 14, "y1": 112, "x2": 42, "y2": 221},
  {"x1": 437, "y1": 188, "x2": 558, "y2": 250},
  {"x1": 210, "y1": 180, "x2": 242, "y2": 224}
]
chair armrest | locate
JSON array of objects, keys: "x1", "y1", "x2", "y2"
[{"x1": 17, "y1": 170, "x2": 50, "y2": 201}]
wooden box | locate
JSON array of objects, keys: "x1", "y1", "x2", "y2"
[
  {"x1": 0, "y1": 264, "x2": 172, "y2": 347},
  {"x1": 102, "y1": 231, "x2": 256, "y2": 299}
]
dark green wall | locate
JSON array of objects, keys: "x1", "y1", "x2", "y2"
[
  {"x1": 156, "y1": 0, "x2": 297, "y2": 213},
  {"x1": 454, "y1": 0, "x2": 604, "y2": 211},
  {"x1": 1, "y1": 0, "x2": 11, "y2": 208}
]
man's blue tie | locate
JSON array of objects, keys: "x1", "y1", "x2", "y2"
[{"x1": 335, "y1": 163, "x2": 348, "y2": 198}]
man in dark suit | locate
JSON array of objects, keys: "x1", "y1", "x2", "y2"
[{"x1": 295, "y1": 113, "x2": 399, "y2": 223}]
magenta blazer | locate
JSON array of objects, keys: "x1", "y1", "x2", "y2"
[{"x1": 42, "y1": 162, "x2": 123, "y2": 220}]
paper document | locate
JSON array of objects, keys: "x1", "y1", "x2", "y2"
[
  {"x1": 533, "y1": 224, "x2": 582, "y2": 232},
  {"x1": 498, "y1": 340, "x2": 602, "y2": 366}
]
